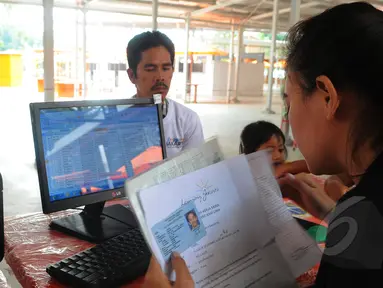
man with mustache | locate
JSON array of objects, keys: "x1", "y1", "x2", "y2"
[{"x1": 127, "y1": 31, "x2": 204, "y2": 157}]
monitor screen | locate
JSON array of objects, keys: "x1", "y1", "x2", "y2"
[{"x1": 39, "y1": 104, "x2": 163, "y2": 202}]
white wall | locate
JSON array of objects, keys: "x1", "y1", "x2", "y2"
[
  {"x1": 171, "y1": 55, "x2": 214, "y2": 99},
  {"x1": 169, "y1": 57, "x2": 264, "y2": 101},
  {"x1": 212, "y1": 61, "x2": 264, "y2": 98}
]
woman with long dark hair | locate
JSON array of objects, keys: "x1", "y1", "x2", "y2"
[{"x1": 142, "y1": 2, "x2": 383, "y2": 287}]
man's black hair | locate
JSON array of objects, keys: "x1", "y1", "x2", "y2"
[
  {"x1": 286, "y1": 2, "x2": 383, "y2": 156},
  {"x1": 239, "y1": 121, "x2": 287, "y2": 156},
  {"x1": 126, "y1": 31, "x2": 175, "y2": 77}
]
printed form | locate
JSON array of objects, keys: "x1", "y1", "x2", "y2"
[
  {"x1": 246, "y1": 152, "x2": 323, "y2": 278},
  {"x1": 138, "y1": 154, "x2": 314, "y2": 288}
]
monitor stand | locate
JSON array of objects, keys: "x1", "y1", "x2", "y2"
[{"x1": 50, "y1": 201, "x2": 139, "y2": 243}]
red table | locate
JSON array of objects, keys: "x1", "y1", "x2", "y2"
[{"x1": 4, "y1": 201, "x2": 320, "y2": 288}]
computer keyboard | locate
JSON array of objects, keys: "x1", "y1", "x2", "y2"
[{"x1": 46, "y1": 228, "x2": 151, "y2": 288}]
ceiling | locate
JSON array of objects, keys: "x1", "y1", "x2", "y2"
[
  {"x1": 83, "y1": 0, "x2": 383, "y2": 31},
  {"x1": 1, "y1": 0, "x2": 383, "y2": 31}
]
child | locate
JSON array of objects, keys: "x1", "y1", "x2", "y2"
[
  {"x1": 240, "y1": 121, "x2": 353, "y2": 202},
  {"x1": 239, "y1": 121, "x2": 309, "y2": 177}
]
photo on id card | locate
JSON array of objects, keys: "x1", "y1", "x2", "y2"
[{"x1": 151, "y1": 201, "x2": 207, "y2": 261}]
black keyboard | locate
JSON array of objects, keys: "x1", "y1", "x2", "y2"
[{"x1": 47, "y1": 228, "x2": 151, "y2": 288}]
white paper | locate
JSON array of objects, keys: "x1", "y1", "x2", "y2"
[
  {"x1": 125, "y1": 138, "x2": 224, "y2": 258},
  {"x1": 246, "y1": 151, "x2": 292, "y2": 232},
  {"x1": 275, "y1": 219, "x2": 323, "y2": 278},
  {"x1": 246, "y1": 151, "x2": 322, "y2": 278},
  {"x1": 126, "y1": 138, "x2": 223, "y2": 196},
  {"x1": 132, "y1": 149, "x2": 322, "y2": 287},
  {"x1": 139, "y1": 155, "x2": 287, "y2": 287}
]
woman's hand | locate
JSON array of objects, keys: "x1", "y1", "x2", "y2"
[
  {"x1": 278, "y1": 173, "x2": 336, "y2": 221},
  {"x1": 274, "y1": 160, "x2": 309, "y2": 179},
  {"x1": 324, "y1": 175, "x2": 350, "y2": 202},
  {"x1": 142, "y1": 253, "x2": 194, "y2": 288}
]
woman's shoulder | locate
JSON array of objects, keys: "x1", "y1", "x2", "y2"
[{"x1": 324, "y1": 190, "x2": 383, "y2": 270}]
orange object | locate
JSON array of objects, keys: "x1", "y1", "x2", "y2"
[
  {"x1": 37, "y1": 79, "x2": 45, "y2": 92},
  {"x1": 109, "y1": 165, "x2": 129, "y2": 180},
  {"x1": 37, "y1": 79, "x2": 62, "y2": 95},
  {"x1": 55, "y1": 83, "x2": 84, "y2": 98},
  {"x1": 56, "y1": 83, "x2": 75, "y2": 98},
  {"x1": 131, "y1": 146, "x2": 163, "y2": 175}
]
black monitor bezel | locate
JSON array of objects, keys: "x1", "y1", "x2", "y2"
[{"x1": 30, "y1": 98, "x2": 166, "y2": 214}]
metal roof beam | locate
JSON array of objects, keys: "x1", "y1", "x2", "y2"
[
  {"x1": 250, "y1": 1, "x2": 320, "y2": 21},
  {"x1": 190, "y1": 0, "x2": 251, "y2": 17}
]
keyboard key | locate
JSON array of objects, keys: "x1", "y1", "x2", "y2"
[
  {"x1": 77, "y1": 266, "x2": 87, "y2": 271},
  {"x1": 69, "y1": 256, "x2": 80, "y2": 262},
  {"x1": 83, "y1": 273, "x2": 100, "y2": 283},
  {"x1": 46, "y1": 229, "x2": 151, "y2": 287},
  {"x1": 60, "y1": 267, "x2": 71, "y2": 273},
  {"x1": 87, "y1": 268, "x2": 96, "y2": 273},
  {"x1": 51, "y1": 264, "x2": 61, "y2": 269},
  {"x1": 68, "y1": 269, "x2": 80, "y2": 276},
  {"x1": 76, "y1": 260, "x2": 85, "y2": 265},
  {"x1": 75, "y1": 271, "x2": 90, "y2": 279}
]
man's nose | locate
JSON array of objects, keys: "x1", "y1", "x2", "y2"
[{"x1": 154, "y1": 76, "x2": 164, "y2": 83}]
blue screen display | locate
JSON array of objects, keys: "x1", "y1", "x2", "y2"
[{"x1": 39, "y1": 104, "x2": 163, "y2": 202}]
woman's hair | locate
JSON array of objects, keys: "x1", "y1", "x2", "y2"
[
  {"x1": 286, "y1": 2, "x2": 383, "y2": 157},
  {"x1": 239, "y1": 121, "x2": 286, "y2": 155}
]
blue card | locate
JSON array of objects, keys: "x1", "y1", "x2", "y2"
[{"x1": 151, "y1": 201, "x2": 207, "y2": 261}]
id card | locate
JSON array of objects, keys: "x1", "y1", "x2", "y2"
[{"x1": 151, "y1": 202, "x2": 207, "y2": 260}]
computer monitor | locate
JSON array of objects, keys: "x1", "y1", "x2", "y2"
[{"x1": 30, "y1": 98, "x2": 166, "y2": 242}]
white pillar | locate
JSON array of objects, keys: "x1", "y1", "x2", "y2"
[
  {"x1": 43, "y1": 0, "x2": 54, "y2": 102},
  {"x1": 226, "y1": 24, "x2": 235, "y2": 104},
  {"x1": 281, "y1": 0, "x2": 300, "y2": 145},
  {"x1": 82, "y1": 6, "x2": 87, "y2": 98},
  {"x1": 290, "y1": 0, "x2": 301, "y2": 25},
  {"x1": 233, "y1": 25, "x2": 243, "y2": 103},
  {"x1": 183, "y1": 16, "x2": 190, "y2": 101},
  {"x1": 264, "y1": 0, "x2": 279, "y2": 114},
  {"x1": 152, "y1": 0, "x2": 158, "y2": 31},
  {"x1": 75, "y1": 10, "x2": 79, "y2": 98}
]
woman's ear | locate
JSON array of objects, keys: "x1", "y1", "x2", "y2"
[{"x1": 316, "y1": 75, "x2": 340, "y2": 120}]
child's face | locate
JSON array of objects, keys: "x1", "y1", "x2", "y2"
[{"x1": 258, "y1": 135, "x2": 286, "y2": 165}]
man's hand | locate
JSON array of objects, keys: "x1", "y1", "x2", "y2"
[
  {"x1": 279, "y1": 173, "x2": 336, "y2": 221},
  {"x1": 142, "y1": 253, "x2": 194, "y2": 288}
]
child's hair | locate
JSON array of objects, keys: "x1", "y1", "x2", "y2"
[{"x1": 239, "y1": 121, "x2": 287, "y2": 156}]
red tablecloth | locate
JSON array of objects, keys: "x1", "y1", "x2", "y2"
[
  {"x1": 4, "y1": 201, "x2": 320, "y2": 288},
  {"x1": 4, "y1": 202, "x2": 143, "y2": 288}
]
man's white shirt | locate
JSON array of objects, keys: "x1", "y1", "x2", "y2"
[{"x1": 162, "y1": 99, "x2": 204, "y2": 157}]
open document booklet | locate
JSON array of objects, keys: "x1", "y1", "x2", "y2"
[{"x1": 125, "y1": 138, "x2": 322, "y2": 288}]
